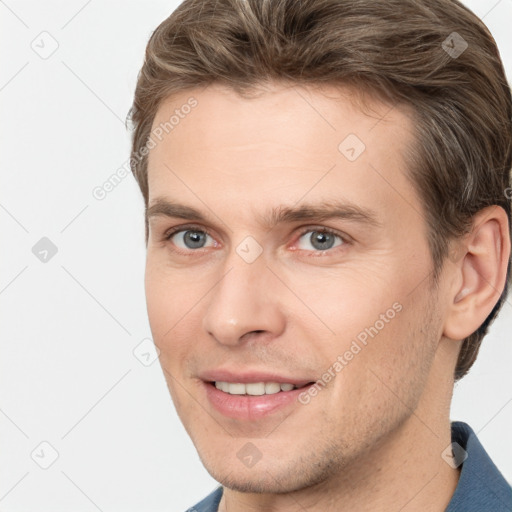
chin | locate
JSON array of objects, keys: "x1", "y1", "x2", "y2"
[
  {"x1": 208, "y1": 468, "x2": 305, "y2": 494},
  {"x1": 198, "y1": 443, "x2": 342, "y2": 496}
]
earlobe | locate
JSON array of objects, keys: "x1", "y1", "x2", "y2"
[{"x1": 443, "y1": 206, "x2": 510, "y2": 341}]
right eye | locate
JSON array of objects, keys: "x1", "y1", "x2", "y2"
[{"x1": 165, "y1": 226, "x2": 218, "y2": 252}]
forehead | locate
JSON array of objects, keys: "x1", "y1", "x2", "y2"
[
  {"x1": 146, "y1": 82, "x2": 419, "y2": 225},
  {"x1": 149, "y1": 82, "x2": 413, "y2": 155}
]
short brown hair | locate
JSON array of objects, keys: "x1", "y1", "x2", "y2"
[{"x1": 129, "y1": 0, "x2": 512, "y2": 380}]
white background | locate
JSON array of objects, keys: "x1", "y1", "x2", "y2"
[{"x1": 1, "y1": 1, "x2": 511, "y2": 511}]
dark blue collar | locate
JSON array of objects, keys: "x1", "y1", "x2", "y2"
[{"x1": 446, "y1": 421, "x2": 511, "y2": 511}]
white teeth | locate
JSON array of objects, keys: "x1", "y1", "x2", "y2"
[
  {"x1": 246, "y1": 382, "x2": 266, "y2": 396},
  {"x1": 265, "y1": 382, "x2": 281, "y2": 394},
  {"x1": 215, "y1": 381, "x2": 231, "y2": 392},
  {"x1": 228, "y1": 383, "x2": 246, "y2": 395},
  {"x1": 214, "y1": 381, "x2": 297, "y2": 395}
]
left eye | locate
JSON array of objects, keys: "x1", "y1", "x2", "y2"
[{"x1": 296, "y1": 230, "x2": 344, "y2": 251}]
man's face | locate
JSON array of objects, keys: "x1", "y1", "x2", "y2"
[{"x1": 145, "y1": 83, "x2": 447, "y2": 493}]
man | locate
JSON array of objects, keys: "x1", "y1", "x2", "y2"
[{"x1": 129, "y1": 0, "x2": 512, "y2": 510}]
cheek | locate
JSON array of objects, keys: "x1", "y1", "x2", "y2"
[
  {"x1": 144, "y1": 259, "x2": 215, "y2": 380},
  {"x1": 312, "y1": 269, "x2": 432, "y2": 395},
  {"x1": 145, "y1": 268, "x2": 170, "y2": 340},
  {"x1": 291, "y1": 268, "x2": 398, "y2": 345},
  {"x1": 145, "y1": 273, "x2": 195, "y2": 413},
  {"x1": 145, "y1": 263, "x2": 189, "y2": 359},
  {"x1": 145, "y1": 255, "x2": 194, "y2": 326},
  {"x1": 336, "y1": 288, "x2": 439, "y2": 410}
]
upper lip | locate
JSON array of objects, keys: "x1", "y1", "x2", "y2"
[{"x1": 199, "y1": 369, "x2": 315, "y2": 387}]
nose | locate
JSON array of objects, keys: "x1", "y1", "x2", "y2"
[{"x1": 202, "y1": 252, "x2": 286, "y2": 346}]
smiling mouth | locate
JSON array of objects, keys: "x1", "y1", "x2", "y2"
[{"x1": 209, "y1": 381, "x2": 315, "y2": 396}]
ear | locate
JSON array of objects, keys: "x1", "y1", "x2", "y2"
[{"x1": 443, "y1": 205, "x2": 510, "y2": 341}]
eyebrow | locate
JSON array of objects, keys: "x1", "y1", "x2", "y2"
[{"x1": 146, "y1": 198, "x2": 382, "y2": 230}]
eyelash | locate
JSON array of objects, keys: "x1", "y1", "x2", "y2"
[{"x1": 162, "y1": 224, "x2": 349, "y2": 256}]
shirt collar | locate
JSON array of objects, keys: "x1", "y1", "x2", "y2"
[{"x1": 446, "y1": 421, "x2": 512, "y2": 511}]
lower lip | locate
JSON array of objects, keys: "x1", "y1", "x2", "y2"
[{"x1": 203, "y1": 382, "x2": 313, "y2": 421}]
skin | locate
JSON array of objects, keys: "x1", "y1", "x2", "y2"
[{"x1": 144, "y1": 82, "x2": 510, "y2": 511}]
